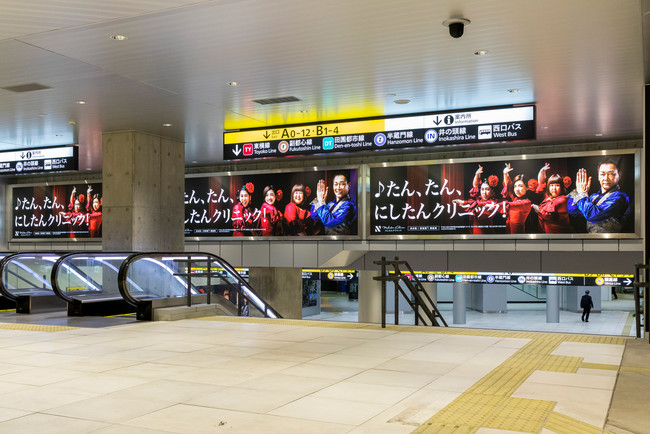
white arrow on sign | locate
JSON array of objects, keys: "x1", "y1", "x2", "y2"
[
  {"x1": 624, "y1": 278, "x2": 632, "y2": 286},
  {"x1": 347, "y1": 273, "x2": 354, "y2": 279},
  {"x1": 232, "y1": 145, "x2": 241, "y2": 156}
]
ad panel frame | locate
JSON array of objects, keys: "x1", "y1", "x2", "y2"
[
  {"x1": 184, "y1": 164, "x2": 363, "y2": 241},
  {"x1": 9, "y1": 180, "x2": 103, "y2": 242},
  {"x1": 365, "y1": 149, "x2": 641, "y2": 240}
]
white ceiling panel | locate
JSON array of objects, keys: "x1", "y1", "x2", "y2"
[{"x1": 0, "y1": 0, "x2": 645, "y2": 171}]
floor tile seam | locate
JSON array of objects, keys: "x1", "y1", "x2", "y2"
[{"x1": 38, "y1": 401, "x2": 180, "y2": 426}]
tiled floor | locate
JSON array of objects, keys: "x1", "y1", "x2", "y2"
[
  {"x1": 307, "y1": 295, "x2": 638, "y2": 337},
  {"x1": 0, "y1": 314, "x2": 633, "y2": 433}
]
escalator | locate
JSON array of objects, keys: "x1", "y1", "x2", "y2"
[
  {"x1": 0, "y1": 252, "x2": 66, "y2": 313},
  {"x1": 51, "y1": 252, "x2": 137, "y2": 316},
  {"x1": 0, "y1": 251, "x2": 281, "y2": 321},
  {"x1": 117, "y1": 252, "x2": 281, "y2": 321}
]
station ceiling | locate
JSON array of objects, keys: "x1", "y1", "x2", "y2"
[{"x1": 0, "y1": 0, "x2": 646, "y2": 171}]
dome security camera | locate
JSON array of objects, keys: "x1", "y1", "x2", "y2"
[{"x1": 442, "y1": 18, "x2": 471, "y2": 39}]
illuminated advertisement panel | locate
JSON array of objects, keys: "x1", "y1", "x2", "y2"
[
  {"x1": 370, "y1": 152, "x2": 637, "y2": 237},
  {"x1": 185, "y1": 168, "x2": 359, "y2": 238},
  {"x1": 12, "y1": 183, "x2": 103, "y2": 239}
]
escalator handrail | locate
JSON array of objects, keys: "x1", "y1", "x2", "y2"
[
  {"x1": 211, "y1": 254, "x2": 282, "y2": 319},
  {"x1": 0, "y1": 252, "x2": 61, "y2": 301},
  {"x1": 117, "y1": 252, "x2": 282, "y2": 318},
  {"x1": 50, "y1": 251, "x2": 135, "y2": 303}
]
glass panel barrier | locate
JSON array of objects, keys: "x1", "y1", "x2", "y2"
[
  {"x1": 51, "y1": 253, "x2": 133, "y2": 303},
  {"x1": 0, "y1": 253, "x2": 61, "y2": 300},
  {"x1": 118, "y1": 252, "x2": 281, "y2": 319}
]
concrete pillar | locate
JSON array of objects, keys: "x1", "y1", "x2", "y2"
[
  {"x1": 249, "y1": 267, "x2": 302, "y2": 319},
  {"x1": 546, "y1": 285, "x2": 560, "y2": 323},
  {"x1": 358, "y1": 270, "x2": 382, "y2": 324},
  {"x1": 102, "y1": 131, "x2": 185, "y2": 251},
  {"x1": 469, "y1": 284, "x2": 507, "y2": 313},
  {"x1": 453, "y1": 282, "x2": 466, "y2": 324}
]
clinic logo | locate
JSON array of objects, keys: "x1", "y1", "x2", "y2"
[
  {"x1": 322, "y1": 137, "x2": 334, "y2": 150},
  {"x1": 243, "y1": 143, "x2": 253, "y2": 156}
]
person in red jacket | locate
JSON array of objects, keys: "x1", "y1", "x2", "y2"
[
  {"x1": 259, "y1": 185, "x2": 283, "y2": 236},
  {"x1": 501, "y1": 163, "x2": 541, "y2": 234},
  {"x1": 533, "y1": 173, "x2": 573, "y2": 233},
  {"x1": 283, "y1": 184, "x2": 313, "y2": 236},
  {"x1": 232, "y1": 184, "x2": 256, "y2": 236},
  {"x1": 85, "y1": 185, "x2": 102, "y2": 238}
]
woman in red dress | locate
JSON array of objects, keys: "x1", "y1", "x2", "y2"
[
  {"x1": 259, "y1": 185, "x2": 283, "y2": 236},
  {"x1": 85, "y1": 185, "x2": 102, "y2": 238},
  {"x1": 232, "y1": 185, "x2": 255, "y2": 236},
  {"x1": 283, "y1": 184, "x2": 312, "y2": 236},
  {"x1": 453, "y1": 165, "x2": 501, "y2": 234},
  {"x1": 533, "y1": 173, "x2": 573, "y2": 233},
  {"x1": 501, "y1": 163, "x2": 540, "y2": 234}
]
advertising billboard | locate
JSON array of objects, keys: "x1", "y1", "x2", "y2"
[
  {"x1": 185, "y1": 168, "x2": 359, "y2": 238},
  {"x1": 370, "y1": 152, "x2": 637, "y2": 237},
  {"x1": 12, "y1": 183, "x2": 103, "y2": 239}
]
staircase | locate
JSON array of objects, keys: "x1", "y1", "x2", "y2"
[{"x1": 373, "y1": 256, "x2": 448, "y2": 328}]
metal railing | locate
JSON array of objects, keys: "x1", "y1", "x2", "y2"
[
  {"x1": 633, "y1": 263, "x2": 648, "y2": 342},
  {"x1": 373, "y1": 256, "x2": 447, "y2": 328},
  {"x1": 117, "y1": 252, "x2": 281, "y2": 320}
]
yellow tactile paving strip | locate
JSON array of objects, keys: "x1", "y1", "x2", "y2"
[
  {"x1": 538, "y1": 355, "x2": 582, "y2": 373},
  {"x1": 484, "y1": 397, "x2": 556, "y2": 432},
  {"x1": 545, "y1": 411, "x2": 615, "y2": 434},
  {"x1": 197, "y1": 316, "x2": 626, "y2": 433},
  {"x1": 581, "y1": 362, "x2": 619, "y2": 371},
  {"x1": 0, "y1": 323, "x2": 78, "y2": 332}
]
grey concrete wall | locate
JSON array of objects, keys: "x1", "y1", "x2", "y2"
[
  {"x1": 102, "y1": 131, "x2": 184, "y2": 252},
  {"x1": 0, "y1": 178, "x2": 7, "y2": 251},
  {"x1": 358, "y1": 270, "x2": 382, "y2": 324},
  {"x1": 249, "y1": 267, "x2": 302, "y2": 319},
  {"x1": 182, "y1": 240, "x2": 643, "y2": 276}
]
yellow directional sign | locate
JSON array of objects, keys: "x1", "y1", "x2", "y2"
[{"x1": 224, "y1": 120, "x2": 384, "y2": 144}]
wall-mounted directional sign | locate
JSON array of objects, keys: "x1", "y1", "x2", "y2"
[
  {"x1": 302, "y1": 269, "x2": 358, "y2": 281},
  {"x1": 0, "y1": 146, "x2": 78, "y2": 175},
  {"x1": 223, "y1": 106, "x2": 535, "y2": 160},
  {"x1": 391, "y1": 271, "x2": 634, "y2": 287},
  {"x1": 190, "y1": 267, "x2": 250, "y2": 280}
]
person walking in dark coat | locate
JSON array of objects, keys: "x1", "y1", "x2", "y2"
[{"x1": 581, "y1": 290, "x2": 594, "y2": 322}]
